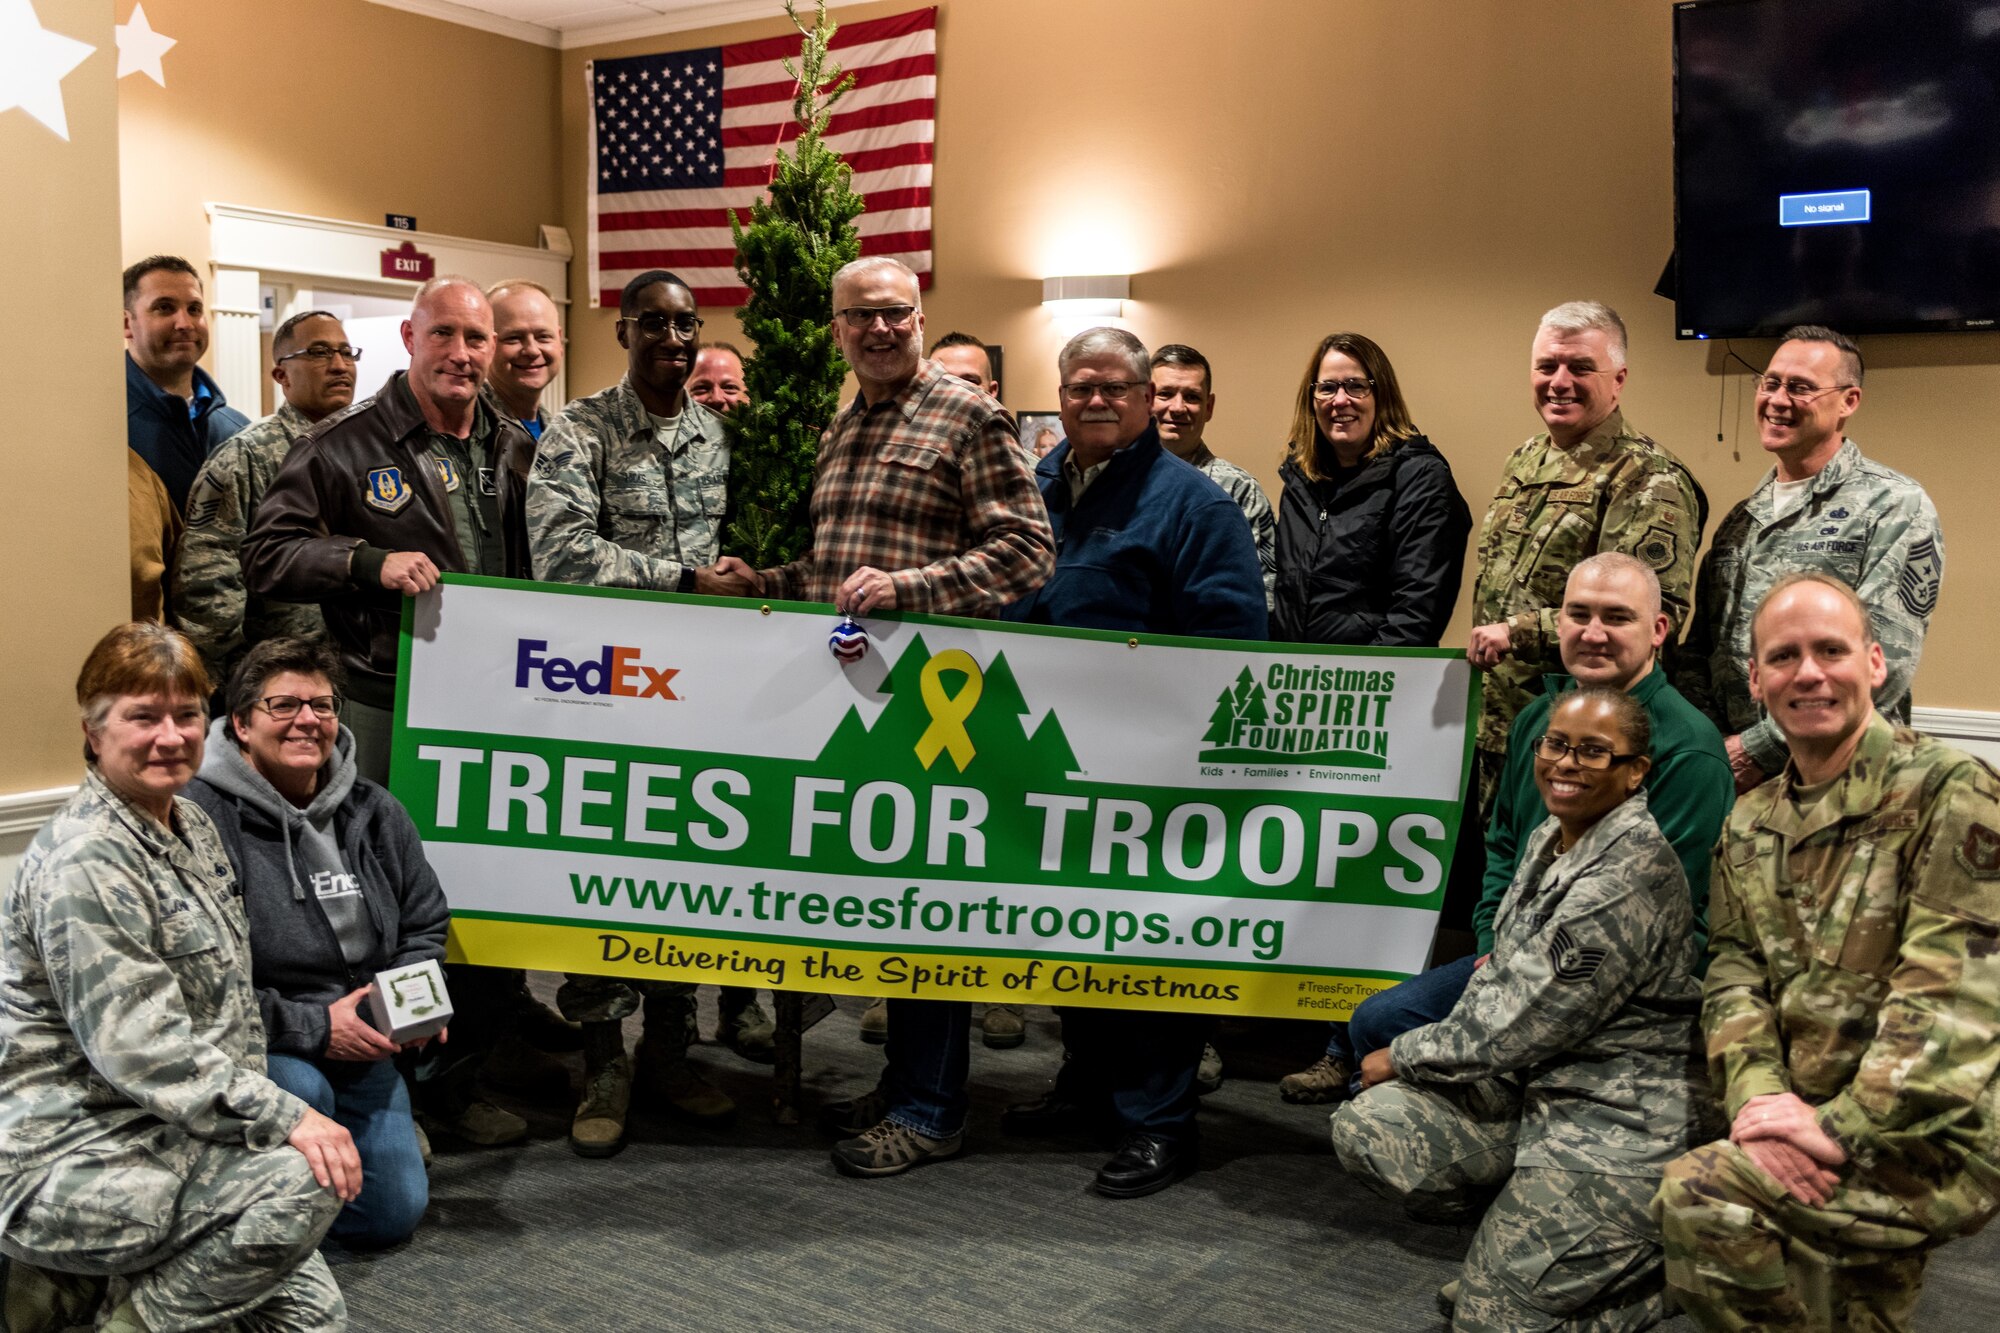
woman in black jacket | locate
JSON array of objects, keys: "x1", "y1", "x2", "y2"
[
  {"x1": 186, "y1": 637, "x2": 448, "y2": 1249},
  {"x1": 1271, "y1": 333, "x2": 1472, "y2": 647}
]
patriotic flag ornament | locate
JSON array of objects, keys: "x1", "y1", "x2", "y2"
[{"x1": 828, "y1": 616, "x2": 870, "y2": 666}]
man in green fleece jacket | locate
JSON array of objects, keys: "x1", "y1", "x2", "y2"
[{"x1": 1282, "y1": 551, "x2": 1733, "y2": 1102}]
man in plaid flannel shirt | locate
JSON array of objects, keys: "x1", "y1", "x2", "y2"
[{"x1": 761, "y1": 256, "x2": 1054, "y2": 1178}]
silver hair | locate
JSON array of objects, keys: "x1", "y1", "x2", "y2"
[
  {"x1": 831, "y1": 256, "x2": 920, "y2": 305},
  {"x1": 1057, "y1": 327, "x2": 1150, "y2": 382},
  {"x1": 1569, "y1": 551, "x2": 1661, "y2": 617},
  {"x1": 1538, "y1": 300, "x2": 1628, "y2": 368}
]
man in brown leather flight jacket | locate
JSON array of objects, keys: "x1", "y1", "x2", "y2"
[{"x1": 244, "y1": 276, "x2": 534, "y2": 784}]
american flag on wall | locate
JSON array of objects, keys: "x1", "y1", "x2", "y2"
[{"x1": 587, "y1": 6, "x2": 937, "y2": 309}]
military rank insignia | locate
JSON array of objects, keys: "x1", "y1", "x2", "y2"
[
  {"x1": 1549, "y1": 924, "x2": 1608, "y2": 983},
  {"x1": 364, "y1": 467, "x2": 412, "y2": 514},
  {"x1": 1897, "y1": 537, "x2": 1942, "y2": 619}
]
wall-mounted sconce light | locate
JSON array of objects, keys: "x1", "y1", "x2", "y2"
[{"x1": 1041, "y1": 274, "x2": 1130, "y2": 318}]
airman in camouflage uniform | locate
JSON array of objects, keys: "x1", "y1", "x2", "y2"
[
  {"x1": 0, "y1": 771, "x2": 346, "y2": 1331},
  {"x1": 524, "y1": 269, "x2": 760, "y2": 1156},
  {"x1": 1678, "y1": 328, "x2": 1942, "y2": 790},
  {"x1": 1468, "y1": 303, "x2": 1704, "y2": 812},
  {"x1": 170, "y1": 311, "x2": 359, "y2": 684},
  {"x1": 1331, "y1": 790, "x2": 1709, "y2": 1331},
  {"x1": 1654, "y1": 572, "x2": 2000, "y2": 1331}
]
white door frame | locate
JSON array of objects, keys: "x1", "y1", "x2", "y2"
[{"x1": 206, "y1": 203, "x2": 572, "y2": 414}]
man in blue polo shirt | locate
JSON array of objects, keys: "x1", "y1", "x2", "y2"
[{"x1": 124, "y1": 256, "x2": 249, "y2": 513}]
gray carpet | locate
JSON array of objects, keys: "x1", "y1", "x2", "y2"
[{"x1": 326, "y1": 991, "x2": 2000, "y2": 1332}]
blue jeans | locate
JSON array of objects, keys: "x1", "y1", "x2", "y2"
[
  {"x1": 1054, "y1": 1007, "x2": 1210, "y2": 1144},
  {"x1": 267, "y1": 1052, "x2": 428, "y2": 1249},
  {"x1": 1325, "y1": 954, "x2": 1479, "y2": 1093},
  {"x1": 882, "y1": 998, "x2": 971, "y2": 1139}
]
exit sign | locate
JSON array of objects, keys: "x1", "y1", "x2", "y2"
[{"x1": 380, "y1": 240, "x2": 435, "y2": 282}]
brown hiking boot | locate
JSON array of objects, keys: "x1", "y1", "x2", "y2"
[
  {"x1": 830, "y1": 1119, "x2": 962, "y2": 1178},
  {"x1": 635, "y1": 1038, "x2": 736, "y2": 1123},
  {"x1": 1277, "y1": 1054, "x2": 1354, "y2": 1104},
  {"x1": 980, "y1": 1004, "x2": 1026, "y2": 1049},
  {"x1": 570, "y1": 1022, "x2": 632, "y2": 1157}
]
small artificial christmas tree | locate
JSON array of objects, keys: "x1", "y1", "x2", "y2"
[{"x1": 722, "y1": 0, "x2": 864, "y2": 569}]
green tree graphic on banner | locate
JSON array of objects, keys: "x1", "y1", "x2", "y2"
[{"x1": 816, "y1": 635, "x2": 1080, "y2": 785}]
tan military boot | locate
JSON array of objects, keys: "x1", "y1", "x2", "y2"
[
  {"x1": 980, "y1": 1003, "x2": 1026, "y2": 1049},
  {"x1": 858, "y1": 997, "x2": 889, "y2": 1044},
  {"x1": 634, "y1": 1036, "x2": 736, "y2": 1123},
  {"x1": 570, "y1": 1021, "x2": 633, "y2": 1158}
]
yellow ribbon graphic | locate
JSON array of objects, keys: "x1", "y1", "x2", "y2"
[{"x1": 914, "y1": 649, "x2": 983, "y2": 772}]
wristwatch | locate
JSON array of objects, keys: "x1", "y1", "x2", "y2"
[{"x1": 677, "y1": 566, "x2": 698, "y2": 593}]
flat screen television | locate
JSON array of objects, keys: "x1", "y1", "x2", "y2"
[{"x1": 1673, "y1": 0, "x2": 2000, "y2": 338}]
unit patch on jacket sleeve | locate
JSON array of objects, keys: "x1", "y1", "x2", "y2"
[{"x1": 364, "y1": 466, "x2": 412, "y2": 514}]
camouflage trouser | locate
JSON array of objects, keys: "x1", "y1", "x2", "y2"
[
  {"x1": 1332, "y1": 1079, "x2": 1669, "y2": 1331},
  {"x1": 558, "y1": 973, "x2": 695, "y2": 1029},
  {"x1": 1473, "y1": 748, "x2": 1506, "y2": 824},
  {"x1": 0, "y1": 1122, "x2": 345, "y2": 1331},
  {"x1": 1653, "y1": 1139, "x2": 1929, "y2": 1332}
]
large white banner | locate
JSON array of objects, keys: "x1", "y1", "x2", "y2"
[{"x1": 393, "y1": 577, "x2": 1478, "y2": 1018}]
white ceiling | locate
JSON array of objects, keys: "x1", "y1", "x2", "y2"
[{"x1": 364, "y1": 0, "x2": 868, "y2": 50}]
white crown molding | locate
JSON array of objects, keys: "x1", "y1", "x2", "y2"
[
  {"x1": 558, "y1": 1, "x2": 854, "y2": 50},
  {"x1": 1912, "y1": 706, "x2": 2000, "y2": 743},
  {"x1": 361, "y1": 0, "x2": 561, "y2": 48},
  {"x1": 0, "y1": 787, "x2": 74, "y2": 839}
]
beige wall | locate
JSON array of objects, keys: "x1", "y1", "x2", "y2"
[
  {"x1": 5, "y1": 0, "x2": 1996, "y2": 812},
  {"x1": 564, "y1": 0, "x2": 1999, "y2": 712},
  {"x1": 120, "y1": 0, "x2": 562, "y2": 280},
  {"x1": 0, "y1": 0, "x2": 127, "y2": 793}
]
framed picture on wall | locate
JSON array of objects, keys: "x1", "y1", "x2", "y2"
[{"x1": 1017, "y1": 411, "x2": 1063, "y2": 459}]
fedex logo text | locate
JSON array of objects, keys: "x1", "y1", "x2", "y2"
[{"x1": 514, "y1": 639, "x2": 679, "y2": 700}]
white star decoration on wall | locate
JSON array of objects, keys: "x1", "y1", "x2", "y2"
[
  {"x1": 0, "y1": 0, "x2": 95, "y2": 141},
  {"x1": 116, "y1": 3, "x2": 176, "y2": 86}
]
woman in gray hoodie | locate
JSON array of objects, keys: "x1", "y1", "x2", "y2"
[{"x1": 187, "y1": 637, "x2": 448, "y2": 1248}]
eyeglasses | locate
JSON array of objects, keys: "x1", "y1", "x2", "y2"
[
  {"x1": 1532, "y1": 735, "x2": 1641, "y2": 770},
  {"x1": 835, "y1": 306, "x2": 918, "y2": 331},
  {"x1": 1754, "y1": 376, "x2": 1853, "y2": 403},
  {"x1": 255, "y1": 695, "x2": 342, "y2": 722},
  {"x1": 620, "y1": 312, "x2": 704, "y2": 340},
  {"x1": 1310, "y1": 378, "x2": 1375, "y2": 400},
  {"x1": 277, "y1": 343, "x2": 363, "y2": 365},
  {"x1": 1059, "y1": 380, "x2": 1144, "y2": 403}
]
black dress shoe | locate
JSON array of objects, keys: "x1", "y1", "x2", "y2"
[
  {"x1": 1001, "y1": 1094, "x2": 1102, "y2": 1138},
  {"x1": 1093, "y1": 1132, "x2": 1197, "y2": 1198}
]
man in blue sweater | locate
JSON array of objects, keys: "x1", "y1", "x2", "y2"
[
  {"x1": 124, "y1": 256, "x2": 250, "y2": 513},
  {"x1": 999, "y1": 327, "x2": 1267, "y2": 1198}
]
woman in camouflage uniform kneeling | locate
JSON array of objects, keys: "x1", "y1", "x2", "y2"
[
  {"x1": 0, "y1": 623, "x2": 356, "y2": 1333},
  {"x1": 1331, "y1": 687, "x2": 1711, "y2": 1331}
]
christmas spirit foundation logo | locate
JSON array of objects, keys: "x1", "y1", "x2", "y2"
[{"x1": 1201, "y1": 663, "x2": 1394, "y2": 767}]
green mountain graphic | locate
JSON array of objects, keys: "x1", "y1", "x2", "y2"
[{"x1": 815, "y1": 634, "x2": 1080, "y2": 784}]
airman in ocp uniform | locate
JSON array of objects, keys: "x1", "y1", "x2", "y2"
[
  {"x1": 1467, "y1": 301, "x2": 1704, "y2": 813},
  {"x1": 524, "y1": 268, "x2": 763, "y2": 1158},
  {"x1": 1655, "y1": 573, "x2": 2000, "y2": 1332},
  {"x1": 172, "y1": 310, "x2": 356, "y2": 685}
]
